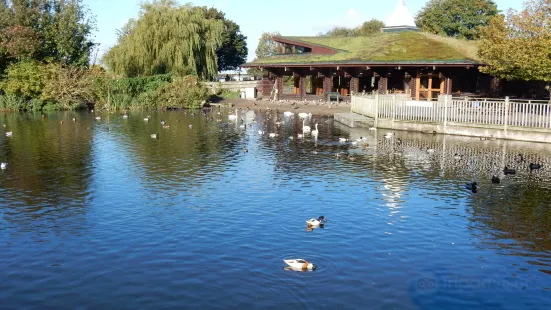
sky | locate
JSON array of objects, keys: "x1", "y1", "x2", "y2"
[{"x1": 84, "y1": 0, "x2": 523, "y2": 65}]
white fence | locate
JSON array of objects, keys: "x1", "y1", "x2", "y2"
[{"x1": 351, "y1": 94, "x2": 551, "y2": 129}]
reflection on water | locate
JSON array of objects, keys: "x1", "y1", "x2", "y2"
[{"x1": 0, "y1": 109, "x2": 550, "y2": 309}]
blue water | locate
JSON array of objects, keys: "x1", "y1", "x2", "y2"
[{"x1": 0, "y1": 110, "x2": 550, "y2": 309}]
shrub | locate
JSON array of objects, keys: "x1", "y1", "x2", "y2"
[
  {"x1": 0, "y1": 61, "x2": 47, "y2": 99},
  {"x1": 158, "y1": 76, "x2": 209, "y2": 109},
  {"x1": 0, "y1": 94, "x2": 26, "y2": 111}
]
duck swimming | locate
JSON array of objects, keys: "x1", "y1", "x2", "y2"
[
  {"x1": 306, "y1": 216, "x2": 327, "y2": 227},
  {"x1": 283, "y1": 259, "x2": 316, "y2": 271},
  {"x1": 5, "y1": 131, "x2": 12, "y2": 137},
  {"x1": 0, "y1": 162, "x2": 7, "y2": 170},
  {"x1": 465, "y1": 182, "x2": 478, "y2": 193},
  {"x1": 529, "y1": 163, "x2": 542, "y2": 171},
  {"x1": 491, "y1": 175, "x2": 501, "y2": 184},
  {"x1": 503, "y1": 167, "x2": 516, "y2": 175}
]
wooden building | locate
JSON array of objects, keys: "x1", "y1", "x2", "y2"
[{"x1": 241, "y1": 1, "x2": 499, "y2": 101}]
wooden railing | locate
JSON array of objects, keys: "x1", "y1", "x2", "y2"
[{"x1": 351, "y1": 94, "x2": 551, "y2": 130}]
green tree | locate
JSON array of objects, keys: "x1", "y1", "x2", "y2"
[
  {"x1": 478, "y1": 0, "x2": 551, "y2": 101},
  {"x1": 102, "y1": 0, "x2": 225, "y2": 80},
  {"x1": 0, "y1": 0, "x2": 96, "y2": 67},
  {"x1": 415, "y1": 0, "x2": 499, "y2": 40},
  {"x1": 255, "y1": 31, "x2": 281, "y2": 59},
  {"x1": 203, "y1": 7, "x2": 248, "y2": 71},
  {"x1": 356, "y1": 19, "x2": 385, "y2": 36},
  {"x1": 319, "y1": 26, "x2": 356, "y2": 37}
]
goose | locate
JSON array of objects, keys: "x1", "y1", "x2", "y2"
[
  {"x1": 465, "y1": 182, "x2": 478, "y2": 193},
  {"x1": 72, "y1": 117, "x2": 77, "y2": 122},
  {"x1": 311, "y1": 123, "x2": 319, "y2": 136},
  {"x1": 228, "y1": 110, "x2": 238, "y2": 120},
  {"x1": 0, "y1": 162, "x2": 6, "y2": 170},
  {"x1": 306, "y1": 216, "x2": 327, "y2": 227},
  {"x1": 188, "y1": 125, "x2": 193, "y2": 129},
  {"x1": 302, "y1": 120, "x2": 311, "y2": 134},
  {"x1": 503, "y1": 167, "x2": 516, "y2": 175},
  {"x1": 60, "y1": 121, "x2": 64, "y2": 124},
  {"x1": 283, "y1": 259, "x2": 316, "y2": 271},
  {"x1": 160, "y1": 120, "x2": 167, "y2": 125},
  {"x1": 283, "y1": 111, "x2": 294, "y2": 117},
  {"x1": 491, "y1": 175, "x2": 501, "y2": 184},
  {"x1": 150, "y1": 134, "x2": 159, "y2": 139},
  {"x1": 5, "y1": 131, "x2": 12, "y2": 137},
  {"x1": 336, "y1": 152, "x2": 344, "y2": 158},
  {"x1": 529, "y1": 163, "x2": 542, "y2": 171}
]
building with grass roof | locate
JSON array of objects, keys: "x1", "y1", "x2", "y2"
[{"x1": 242, "y1": 0, "x2": 499, "y2": 101}]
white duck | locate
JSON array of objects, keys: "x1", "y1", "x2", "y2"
[
  {"x1": 311, "y1": 123, "x2": 319, "y2": 136},
  {"x1": 283, "y1": 259, "x2": 316, "y2": 271},
  {"x1": 150, "y1": 134, "x2": 159, "y2": 139},
  {"x1": 384, "y1": 132, "x2": 394, "y2": 139},
  {"x1": 302, "y1": 120, "x2": 311, "y2": 134},
  {"x1": 368, "y1": 127, "x2": 377, "y2": 131},
  {"x1": 5, "y1": 131, "x2": 13, "y2": 137},
  {"x1": 338, "y1": 137, "x2": 349, "y2": 142},
  {"x1": 1, "y1": 162, "x2": 7, "y2": 170}
]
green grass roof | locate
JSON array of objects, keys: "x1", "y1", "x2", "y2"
[{"x1": 245, "y1": 31, "x2": 480, "y2": 66}]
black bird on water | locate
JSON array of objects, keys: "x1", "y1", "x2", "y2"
[
  {"x1": 503, "y1": 167, "x2": 516, "y2": 175},
  {"x1": 465, "y1": 182, "x2": 478, "y2": 193},
  {"x1": 491, "y1": 176, "x2": 501, "y2": 184},
  {"x1": 529, "y1": 163, "x2": 542, "y2": 171}
]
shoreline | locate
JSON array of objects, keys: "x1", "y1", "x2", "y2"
[{"x1": 213, "y1": 98, "x2": 350, "y2": 115}]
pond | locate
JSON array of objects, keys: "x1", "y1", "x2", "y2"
[{"x1": 0, "y1": 109, "x2": 550, "y2": 309}]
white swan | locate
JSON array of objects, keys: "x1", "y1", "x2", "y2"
[
  {"x1": 311, "y1": 123, "x2": 319, "y2": 136},
  {"x1": 283, "y1": 111, "x2": 294, "y2": 117},
  {"x1": 283, "y1": 259, "x2": 316, "y2": 271},
  {"x1": 228, "y1": 110, "x2": 237, "y2": 120},
  {"x1": 302, "y1": 120, "x2": 311, "y2": 134},
  {"x1": 5, "y1": 131, "x2": 12, "y2": 137},
  {"x1": 1, "y1": 162, "x2": 7, "y2": 170}
]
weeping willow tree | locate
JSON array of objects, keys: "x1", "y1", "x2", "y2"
[{"x1": 102, "y1": 0, "x2": 224, "y2": 80}]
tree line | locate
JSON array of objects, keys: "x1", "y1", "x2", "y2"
[{"x1": 0, "y1": 0, "x2": 248, "y2": 111}]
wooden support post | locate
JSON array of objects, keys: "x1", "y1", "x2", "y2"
[
  {"x1": 428, "y1": 73, "x2": 433, "y2": 101},
  {"x1": 323, "y1": 75, "x2": 332, "y2": 98},
  {"x1": 299, "y1": 76, "x2": 306, "y2": 100},
  {"x1": 415, "y1": 71, "x2": 421, "y2": 101}
]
